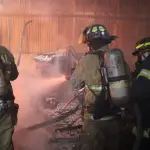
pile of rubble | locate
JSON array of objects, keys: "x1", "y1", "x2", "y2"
[
  {"x1": 44, "y1": 97, "x2": 83, "y2": 126},
  {"x1": 43, "y1": 96, "x2": 83, "y2": 150}
]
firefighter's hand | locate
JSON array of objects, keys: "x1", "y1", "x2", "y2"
[
  {"x1": 1, "y1": 54, "x2": 12, "y2": 65},
  {"x1": 65, "y1": 75, "x2": 71, "y2": 80}
]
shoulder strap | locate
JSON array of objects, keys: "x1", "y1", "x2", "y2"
[{"x1": 96, "y1": 51, "x2": 114, "y2": 108}]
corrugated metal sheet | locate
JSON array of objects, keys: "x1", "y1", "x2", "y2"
[
  {"x1": 0, "y1": 0, "x2": 149, "y2": 69},
  {"x1": 0, "y1": 15, "x2": 149, "y2": 53}
]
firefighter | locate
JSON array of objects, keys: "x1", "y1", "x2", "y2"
[
  {"x1": 131, "y1": 37, "x2": 150, "y2": 150},
  {"x1": 70, "y1": 24, "x2": 120, "y2": 150},
  {"x1": 0, "y1": 45, "x2": 19, "y2": 150}
]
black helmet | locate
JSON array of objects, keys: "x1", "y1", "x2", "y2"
[
  {"x1": 132, "y1": 37, "x2": 150, "y2": 56},
  {"x1": 87, "y1": 24, "x2": 117, "y2": 42},
  {"x1": 78, "y1": 24, "x2": 117, "y2": 44}
]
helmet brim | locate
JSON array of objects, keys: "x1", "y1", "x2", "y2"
[
  {"x1": 88, "y1": 35, "x2": 118, "y2": 42},
  {"x1": 132, "y1": 48, "x2": 150, "y2": 56},
  {"x1": 102, "y1": 35, "x2": 118, "y2": 41},
  {"x1": 132, "y1": 50, "x2": 138, "y2": 56}
]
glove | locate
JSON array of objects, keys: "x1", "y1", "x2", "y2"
[
  {"x1": 0, "y1": 53, "x2": 18, "y2": 81},
  {"x1": 1, "y1": 54, "x2": 12, "y2": 65},
  {"x1": 11, "y1": 103, "x2": 19, "y2": 126},
  {"x1": 65, "y1": 75, "x2": 71, "y2": 80}
]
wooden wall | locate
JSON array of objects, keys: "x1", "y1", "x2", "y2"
[{"x1": 0, "y1": 0, "x2": 150, "y2": 67}]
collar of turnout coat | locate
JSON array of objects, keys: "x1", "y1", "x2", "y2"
[{"x1": 88, "y1": 45, "x2": 109, "y2": 55}]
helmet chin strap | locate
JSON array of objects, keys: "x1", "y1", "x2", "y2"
[
  {"x1": 136, "y1": 52, "x2": 150, "y2": 64},
  {"x1": 88, "y1": 42, "x2": 106, "y2": 52},
  {"x1": 87, "y1": 42, "x2": 93, "y2": 52}
]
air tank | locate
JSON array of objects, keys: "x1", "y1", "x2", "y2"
[{"x1": 104, "y1": 48, "x2": 130, "y2": 107}]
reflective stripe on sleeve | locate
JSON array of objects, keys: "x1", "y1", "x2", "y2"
[
  {"x1": 132, "y1": 126, "x2": 150, "y2": 138},
  {"x1": 85, "y1": 84, "x2": 102, "y2": 91},
  {"x1": 85, "y1": 84, "x2": 102, "y2": 95},
  {"x1": 137, "y1": 69, "x2": 150, "y2": 80}
]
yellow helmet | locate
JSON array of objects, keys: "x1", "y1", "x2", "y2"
[{"x1": 132, "y1": 37, "x2": 150, "y2": 56}]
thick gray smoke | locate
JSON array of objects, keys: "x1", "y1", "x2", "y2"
[{"x1": 12, "y1": 55, "x2": 69, "y2": 150}]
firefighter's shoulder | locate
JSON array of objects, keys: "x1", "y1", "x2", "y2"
[{"x1": 82, "y1": 53, "x2": 99, "y2": 65}]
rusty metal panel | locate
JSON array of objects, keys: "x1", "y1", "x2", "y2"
[
  {"x1": 0, "y1": 14, "x2": 149, "y2": 56},
  {"x1": 23, "y1": 16, "x2": 59, "y2": 54},
  {"x1": 57, "y1": 16, "x2": 73, "y2": 47},
  {"x1": 0, "y1": 14, "x2": 73, "y2": 54},
  {"x1": 0, "y1": 0, "x2": 150, "y2": 17},
  {"x1": 8, "y1": 16, "x2": 25, "y2": 53},
  {"x1": 74, "y1": 0, "x2": 150, "y2": 16},
  {"x1": 0, "y1": 0, "x2": 150, "y2": 66}
]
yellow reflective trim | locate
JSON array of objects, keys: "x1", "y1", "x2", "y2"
[
  {"x1": 99, "y1": 26, "x2": 105, "y2": 32},
  {"x1": 132, "y1": 126, "x2": 137, "y2": 136},
  {"x1": 85, "y1": 84, "x2": 102, "y2": 95},
  {"x1": 137, "y1": 69, "x2": 150, "y2": 80},
  {"x1": 92, "y1": 26, "x2": 98, "y2": 32},
  {"x1": 132, "y1": 126, "x2": 150, "y2": 138},
  {"x1": 136, "y1": 42, "x2": 150, "y2": 50},
  {"x1": 143, "y1": 130, "x2": 149, "y2": 138},
  {"x1": 1, "y1": 55, "x2": 5, "y2": 62},
  {"x1": 94, "y1": 91, "x2": 101, "y2": 95},
  {"x1": 85, "y1": 84, "x2": 102, "y2": 91},
  {"x1": 84, "y1": 111, "x2": 94, "y2": 120}
]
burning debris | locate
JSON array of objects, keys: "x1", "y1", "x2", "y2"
[
  {"x1": 12, "y1": 55, "x2": 84, "y2": 150},
  {"x1": 13, "y1": 54, "x2": 71, "y2": 150},
  {"x1": 43, "y1": 99, "x2": 83, "y2": 125},
  {"x1": 33, "y1": 46, "x2": 84, "y2": 77},
  {"x1": 42, "y1": 90, "x2": 84, "y2": 150},
  {"x1": 12, "y1": 39, "x2": 85, "y2": 150},
  {"x1": 45, "y1": 97, "x2": 59, "y2": 109},
  {"x1": 21, "y1": 86, "x2": 84, "y2": 150},
  {"x1": 45, "y1": 100, "x2": 83, "y2": 150}
]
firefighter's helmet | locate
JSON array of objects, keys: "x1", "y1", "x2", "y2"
[
  {"x1": 132, "y1": 37, "x2": 150, "y2": 56},
  {"x1": 78, "y1": 24, "x2": 117, "y2": 44}
]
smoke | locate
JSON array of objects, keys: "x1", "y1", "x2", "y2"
[{"x1": 12, "y1": 55, "x2": 66, "y2": 150}]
